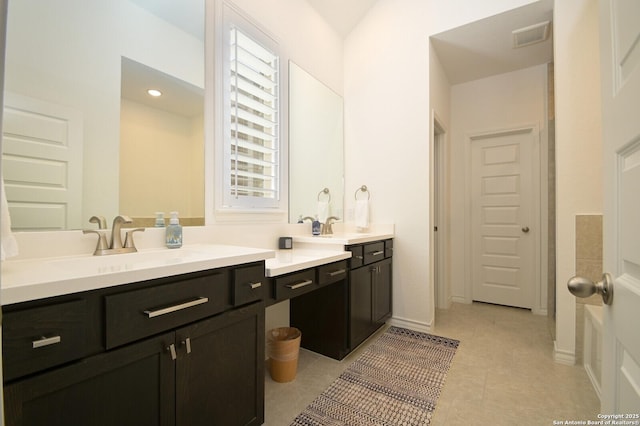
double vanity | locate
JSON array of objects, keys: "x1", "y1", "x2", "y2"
[{"x1": 1, "y1": 231, "x2": 393, "y2": 426}]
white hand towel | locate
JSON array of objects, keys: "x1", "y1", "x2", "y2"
[
  {"x1": 355, "y1": 199, "x2": 369, "y2": 230},
  {"x1": 1, "y1": 177, "x2": 19, "y2": 260},
  {"x1": 317, "y1": 201, "x2": 330, "y2": 224}
]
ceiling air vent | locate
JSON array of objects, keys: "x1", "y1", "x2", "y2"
[{"x1": 512, "y1": 21, "x2": 551, "y2": 48}]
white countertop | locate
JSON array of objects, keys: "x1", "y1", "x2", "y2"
[
  {"x1": 1, "y1": 229, "x2": 394, "y2": 305},
  {"x1": 265, "y1": 249, "x2": 351, "y2": 277},
  {"x1": 292, "y1": 232, "x2": 394, "y2": 245},
  {"x1": 1, "y1": 244, "x2": 274, "y2": 306}
]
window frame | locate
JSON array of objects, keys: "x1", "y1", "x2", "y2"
[{"x1": 211, "y1": 0, "x2": 288, "y2": 220}]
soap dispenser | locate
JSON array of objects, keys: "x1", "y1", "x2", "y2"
[
  {"x1": 312, "y1": 215, "x2": 321, "y2": 236},
  {"x1": 166, "y1": 211, "x2": 183, "y2": 248},
  {"x1": 154, "y1": 212, "x2": 165, "y2": 227}
]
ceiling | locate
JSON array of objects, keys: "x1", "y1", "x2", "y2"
[
  {"x1": 121, "y1": 58, "x2": 203, "y2": 117},
  {"x1": 124, "y1": 0, "x2": 554, "y2": 111},
  {"x1": 430, "y1": 0, "x2": 554, "y2": 85},
  {"x1": 306, "y1": 0, "x2": 380, "y2": 38}
]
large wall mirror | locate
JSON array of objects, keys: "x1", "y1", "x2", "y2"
[
  {"x1": 289, "y1": 62, "x2": 344, "y2": 224},
  {"x1": 1, "y1": 0, "x2": 205, "y2": 230},
  {"x1": 1, "y1": 2, "x2": 344, "y2": 231}
]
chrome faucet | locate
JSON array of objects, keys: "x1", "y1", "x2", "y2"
[
  {"x1": 321, "y1": 216, "x2": 340, "y2": 235},
  {"x1": 84, "y1": 215, "x2": 145, "y2": 255}
]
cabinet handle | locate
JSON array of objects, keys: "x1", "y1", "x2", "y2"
[
  {"x1": 327, "y1": 269, "x2": 346, "y2": 277},
  {"x1": 355, "y1": 255, "x2": 364, "y2": 260},
  {"x1": 286, "y1": 279, "x2": 313, "y2": 290},
  {"x1": 167, "y1": 344, "x2": 177, "y2": 360},
  {"x1": 182, "y1": 337, "x2": 192, "y2": 354},
  {"x1": 32, "y1": 335, "x2": 61, "y2": 349},
  {"x1": 144, "y1": 297, "x2": 209, "y2": 318},
  {"x1": 249, "y1": 282, "x2": 262, "y2": 289},
  {"x1": 370, "y1": 250, "x2": 384, "y2": 257}
]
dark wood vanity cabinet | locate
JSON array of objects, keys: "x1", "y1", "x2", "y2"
[
  {"x1": 290, "y1": 240, "x2": 393, "y2": 360},
  {"x1": 290, "y1": 260, "x2": 350, "y2": 360},
  {"x1": 4, "y1": 332, "x2": 176, "y2": 426},
  {"x1": 348, "y1": 240, "x2": 393, "y2": 350},
  {"x1": 2, "y1": 262, "x2": 266, "y2": 426}
]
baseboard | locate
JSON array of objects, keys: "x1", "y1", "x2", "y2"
[
  {"x1": 532, "y1": 306, "x2": 548, "y2": 316},
  {"x1": 451, "y1": 296, "x2": 468, "y2": 304},
  {"x1": 584, "y1": 363, "x2": 602, "y2": 402},
  {"x1": 553, "y1": 341, "x2": 576, "y2": 365},
  {"x1": 388, "y1": 316, "x2": 431, "y2": 333}
]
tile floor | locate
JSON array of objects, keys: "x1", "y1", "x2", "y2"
[{"x1": 264, "y1": 302, "x2": 601, "y2": 425}]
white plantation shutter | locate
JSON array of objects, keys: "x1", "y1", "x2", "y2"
[{"x1": 226, "y1": 25, "x2": 280, "y2": 207}]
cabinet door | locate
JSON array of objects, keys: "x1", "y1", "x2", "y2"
[
  {"x1": 4, "y1": 333, "x2": 176, "y2": 426},
  {"x1": 175, "y1": 301, "x2": 265, "y2": 426},
  {"x1": 372, "y1": 257, "x2": 393, "y2": 325},
  {"x1": 349, "y1": 266, "x2": 373, "y2": 350}
]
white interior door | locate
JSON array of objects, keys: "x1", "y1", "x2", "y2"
[
  {"x1": 599, "y1": 0, "x2": 640, "y2": 412},
  {"x1": 471, "y1": 128, "x2": 537, "y2": 309},
  {"x1": 1, "y1": 92, "x2": 83, "y2": 230}
]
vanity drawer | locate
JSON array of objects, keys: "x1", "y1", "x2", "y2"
[
  {"x1": 274, "y1": 269, "x2": 316, "y2": 300},
  {"x1": 105, "y1": 270, "x2": 230, "y2": 349},
  {"x1": 317, "y1": 260, "x2": 348, "y2": 286},
  {"x1": 363, "y1": 242, "x2": 385, "y2": 265},
  {"x1": 232, "y1": 263, "x2": 266, "y2": 306},
  {"x1": 3, "y1": 299, "x2": 88, "y2": 381},
  {"x1": 347, "y1": 245, "x2": 364, "y2": 269}
]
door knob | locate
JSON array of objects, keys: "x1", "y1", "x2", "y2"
[
  {"x1": 567, "y1": 273, "x2": 613, "y2": 305},
  {"x1": 522, "y1": 226, "x2": 530, "y2": 233}
]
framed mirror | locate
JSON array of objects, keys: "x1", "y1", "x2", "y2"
[
  {"x1": 288, "y1": 62, "x2": 344, "y2": 224},
  {"x1": 1, "y1": 0, "x2": 205, "y2": 231}
]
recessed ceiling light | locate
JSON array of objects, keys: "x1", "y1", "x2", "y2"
[{"x1": 147, "y1": 89, "x2": 162, "y2": 97}]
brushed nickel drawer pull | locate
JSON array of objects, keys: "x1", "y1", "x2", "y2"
[
  {"x1": 370, "y1": 250, "x2": 384, "y2": 256},
  {"x1": 286, "y1": 279, "x2": 313, "y2": 290},
  {"x1": 355, "y1": 255, "x2": 364, "y2": 260},
  {"x1": 327, "y1": 269, "x2": 346, "y2": 277},
  {"x1": 32, "y1": 335, "x2": 61, "y2": 349},
  {"x1": 249, "y1": 282, "x2": 262, "y2": 289},
  {"x1": 144, "y1": 297, "x2": 209, "y2": 318}
]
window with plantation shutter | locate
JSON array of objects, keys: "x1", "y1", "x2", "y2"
[{"x1": 223, "y1": 21, "x2": 280, "y2": 209}]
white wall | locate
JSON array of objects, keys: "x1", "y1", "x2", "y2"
[
  {"x1": 449, "y1": 64, "x2": 548, "y2": 309},
  {"x1": 553, "y1": 0, "x2": 602, "y2": 364},
  {"x1": 343, "y1": 0, "x2": 538, "y2": 331}
]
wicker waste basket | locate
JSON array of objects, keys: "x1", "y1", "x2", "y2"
[{"x1": 268, "y1": 327, "x2": 301, "y2": 383}]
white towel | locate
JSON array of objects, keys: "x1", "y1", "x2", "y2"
[
  {"x1": 1, "y1": 177, "x2": 19, "y2": 260},
  {"x1": 317, "y1": 201, "x2": 330, "y2": 224},
  {"x1": 355, "y1": 199, "x2": 369, "y2": 230}
]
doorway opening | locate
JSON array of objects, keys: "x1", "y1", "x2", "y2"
[{"x1": 432, "y1": 114, "x2": 448, "y2": 312}]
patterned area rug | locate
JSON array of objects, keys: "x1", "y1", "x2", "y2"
[{"x1": 291, "y1": 326, "x2": 459, "y2": 426}]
